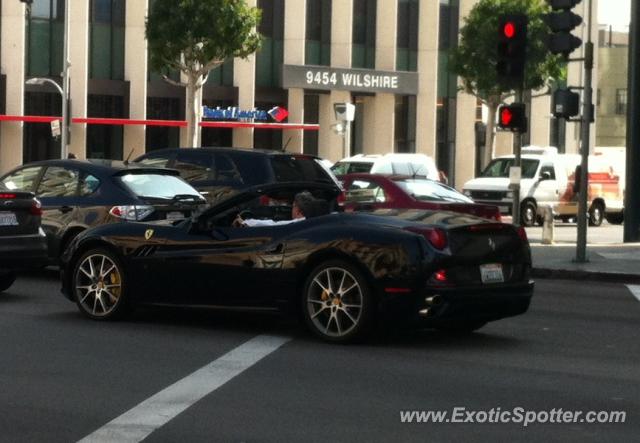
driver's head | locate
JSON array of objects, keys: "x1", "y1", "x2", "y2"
[{"x1": 292, "y1": 191, "x2": 315, "y2": 219}]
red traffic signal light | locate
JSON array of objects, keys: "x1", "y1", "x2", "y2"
[
  {"x1": 498, "y1": 103, "x2": 527, "y2": 133},
  {"x1": 497, "y1": 14, "x2": 528, "y2": 88}
]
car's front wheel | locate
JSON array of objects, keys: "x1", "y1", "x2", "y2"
[
  {"x1": 302, "y1": 260, "x2": 374, "y2": 343},
  {"x1": 72, "y1": 248, "x2": 128, "y2": 320},
  {"x1": 0, "y1": 271, "x2": 16, "y2": 292}
]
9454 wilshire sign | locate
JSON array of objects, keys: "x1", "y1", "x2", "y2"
[{"x1": 281, "y1": 64, "x2": 418, "y2": 95}]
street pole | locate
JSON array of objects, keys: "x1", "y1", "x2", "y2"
[
  {"x1": 624, "y1": 0, "x2": 640, "y2": 242},
  {"x1": 60, "y1": 0, "x2": 70, "y2": 159},
  {"x1": 575, "y1": 0, "x2": 593, "y2": 262},
  {"x1": 511, "y1": 89, "x2": 524, "y2": 226}
]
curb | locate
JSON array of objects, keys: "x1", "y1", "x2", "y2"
[{"x1": 532, "y1": 267, "x2": 640, "y2": 284}]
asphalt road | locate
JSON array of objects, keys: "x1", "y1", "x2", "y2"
[{"x1": 1, "y1": 271, "x2": 639, "y2": 443}]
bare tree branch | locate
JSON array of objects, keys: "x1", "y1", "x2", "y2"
[{"x1": 162, "y1": 75, "x2": 185, "y2": 87}]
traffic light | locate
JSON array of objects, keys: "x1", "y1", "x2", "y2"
[
  {"x1": 496, "y1": 14, "x2": 528, "y2": 87},
  {"x1": 552, "y1": 88, "x2": 580, "y2": 118},
  {"x1": 546, "y1": 0, "x2": 583, "y2": 56},
  {"x1": 497, "y1": 103, "x2": 527, "y2": 133}
]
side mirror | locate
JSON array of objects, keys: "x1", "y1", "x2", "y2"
[{"x1": 539, "y1": 171, "x2": 552, "y2": 181}]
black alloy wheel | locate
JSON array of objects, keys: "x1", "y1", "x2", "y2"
[
  {"x1": 302, "y1": 260, "x2": 374, "y2": 343},
  {"x1": 72, "y1": 248, "x2": 128, "y2": 320},
  {"x1": 520, "y1": 201, "x2": 537, "y2": 227},
  {"x1": 588, "y1": 202, "x2": 605, "y2": 227}
]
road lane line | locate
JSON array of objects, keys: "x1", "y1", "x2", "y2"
[
  {"x1": 78, "y1": 334, "x2": 290, "y2": 443},
  {"x1": 627, "y1": 285, "x2": 640, "y2": 302}
]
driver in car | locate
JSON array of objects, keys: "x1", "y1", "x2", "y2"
[{"x1": 232, "y1": 191, "x2": 316, "y2": 227}]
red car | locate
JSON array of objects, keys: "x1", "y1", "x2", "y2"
[{"x1": 342, "y1": 174, "x2": 502, "y2": 221}]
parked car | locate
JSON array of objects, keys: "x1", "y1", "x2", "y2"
[
  {"x1": 331, "y1": 153, "x2": 441, "y2": 181},
  {"x1": 0, "y1": 159, "x2": 205, "y2": 262},
  {"x1": 134, "y1": 147, "x2": 341, "y2": 204},
  {"x1": 0, "y1": 184, "x2": 48, "y2": 291},
  {"x1": 60, "y1": 181, "x2": 533, "y2": 343},
  {"x1": 342, "y1": 174, "x2": 502, "y2": 221},
  {"x1": 462, "y1": 146, "x2": 625, "y2": 226}
]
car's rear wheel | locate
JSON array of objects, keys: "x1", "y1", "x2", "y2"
[
  {"x1": 0, "y1": 271, "x2": 16, "y2": 292},
  {"x1": 302, "y1": 260, "x2": 374, "y2": 343},
  {"x1": 588, "y1": 202, "x2": 604, "y2": 227},
  {"x1": 72, "y1": 248, "x2": 128, "y2": 320},
  {"x1": 520, "y1": 201, "x2": 537, "y2": 227}
]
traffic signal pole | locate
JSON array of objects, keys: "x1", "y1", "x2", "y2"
[
  {"x1": 575, "y1": 0, "x2": 593, "y2": 263},
  {"x1": 512, "y1": 88, "x2": 524, "y2": 226}
]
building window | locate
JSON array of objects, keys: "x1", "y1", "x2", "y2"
[
  {"x1": 24, "y1": 92, "x2": 62, "y2": 162},
  {"x1": 396, "y1": 0, "x2": 418, "y2": 71},
  {"x1": 146, "y1": 97, "x2": 181, "y2": 151},
  {"x1": 615, "y1": 88, "x2": 627, "y2": 115},
  {"x1": 305, "y1": 0, "x2": 332, "y2": 66},
  {"x1": 87, "y1": 95, "x2": 124, "y2": 159},
  {"x1": 256, "y1": 0, "x2": 284, "y2": 87},
  {"x1": 27, "y1": 0, "x2": 65, "y2": 77},
  {"x1": 201, "y1": 99, "x2": 234, "y2": 148},
  {"x1": 352, "y1": 0, "x2": 376, "y2": 69},
  {"x1": 395, "y1": 95, "x2": 416, "y2": 153},
  {"x1": 90, "y1": 0, "x2": 125, "y2": 80}
]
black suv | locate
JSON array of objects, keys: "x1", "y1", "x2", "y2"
[{"x1": 134, "y1": 148, "x2": 341, "y2": 204}]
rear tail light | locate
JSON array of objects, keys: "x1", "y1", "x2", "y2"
[
  {"x1": 109, "y1": 205, "x2": 155, "y2": 221},
  {"x1": 0, "y1": 193, "x2": 16, "y2": 199},
  {"x1": 406, "y1": 227, "x2": 448, "y2": 250},
  {"x1": 517, "y1": 226, "x2": 529, "y2": 243},
  {"x1": 30, "y1": 199, "x2": 43, "y2": 216},
  {"x1": 433, "y1": 269, "x2": 447, "y2": 282},
  {"x1": 336, "y1": 191, "x2": 346, "y2": 207}
]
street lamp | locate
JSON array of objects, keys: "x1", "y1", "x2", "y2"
[
  {"x1": 26, "y1": 77, "x2": 69, "y2": 158},
  {"x1": 23, "y1": 0, "x2": 70, "y2": 159}
]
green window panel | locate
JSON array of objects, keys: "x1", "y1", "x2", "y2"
[
  {"x1": 352, "y1": 45, "x2": 375, "y2": 69},
  {"x1": 91, "y1": 24, "x2": 112, "y2": 79},
  {"x1": 255, "y1": 38, "x2": 283, "y2": 88},
  {"x1": 112, "y1": 27, "x2": 125, "y2": 80},
  {"x1": 206, "y1": 60, "x2": 234, "y2": 86},
  {"x1": 28, "y1": 20, "x2": 51, "y2": 76}
]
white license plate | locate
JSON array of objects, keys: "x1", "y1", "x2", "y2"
[
  {"x1": 166, "y1": 211, "x2": 186, "y2": 221},
  {"x1": 0, "y1": 211, "x2": 18, "y2": 226},
  {"x1": 480, "y1": 263, "x2": 504, "y2": 284},
  {"x1": 498, "y1": 206, "x2": 509, "y2": 213}
]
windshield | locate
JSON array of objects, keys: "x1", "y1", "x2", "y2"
[
  {"x1": 117, "y1": 173, "x2": 202, "y2": 199},
  {"x1": 331, "y1": 162, "x2": 373, "y2": 175},
  {"x1": 480, "y1": 158, "x2": 540, "y2": 179},
  {"x1": 395, "y1": 179, "x2": 473, "y2": 203}
]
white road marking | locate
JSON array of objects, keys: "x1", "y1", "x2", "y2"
[
  {"x1": 627, "y1": 285, "x2": 640, "y2": 302},
  {"x1": 78, "y1": 334, "x2": 290, "y2": 443}
]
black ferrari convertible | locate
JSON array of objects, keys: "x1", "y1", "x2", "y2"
[{"x1": 60, "y1": 182, "x2": 534, "y2": 343}]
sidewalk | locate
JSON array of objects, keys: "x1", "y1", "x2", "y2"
[{"x1": 530, "y1": 243, "x2": 640, "y2": 283}]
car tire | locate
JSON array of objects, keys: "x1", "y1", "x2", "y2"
[
  {"x1": 588, "y1": 202, "x2": 604, "y2": 227},
  {"x1": 302, "y1": 260, "x2": 374, "y2": 343},
  {"x1": 436, "y1": 320, "x2": 487, "y2": 334},
  {"x1": 520, "y1": 201, "x2": 537, "y2": 227},
  {"x1": 0, "y1": 271, "x2": 16, "y2": 292},
  {"x1": 72, "y1": 248, "x2": 129, "y2": 320},
  {"x1": 560, "y1": 216, "x2": 573, "y2": 223},
  {"x1": 605, "y1": 212, "x2": 624, "y2": 225}
]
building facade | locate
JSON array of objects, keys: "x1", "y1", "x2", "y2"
[{"x1": 0, "y1": 0, "x2": 597, "y2": 189}]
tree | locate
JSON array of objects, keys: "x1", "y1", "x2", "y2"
[
  {"x1": 450, "y1": 0, "x2": 563, "y2": 169},
  {"x1": 146, "y1": 0, "x2": 261, "y2": 147}
]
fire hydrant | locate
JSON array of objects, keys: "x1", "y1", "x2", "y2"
[{"x1": 541, "y1": 205, "x2": 554, "y2": 245}]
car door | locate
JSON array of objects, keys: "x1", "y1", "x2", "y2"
[
  {"x1": 148, "y1": 221, "x2": 287, "y2": 307},
  {"x1": 533, "y1": 164, "x2": 560, "y2": 210},
  {"x1": 34, "y1": 166, "x2": 83, "y2": 258}
]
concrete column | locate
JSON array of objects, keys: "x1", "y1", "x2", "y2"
[
  {"x1": 0, "y1": 2, "x2": 26, "y2": 173},
  {"x1": 68, "y1": 0, "x2": 90, "y2": 159},
  {"x1": 454, "y1": 0, "x2": 479, "y2": 190},
  {"x1": 123, "y1": 0, "x2": 148, "y2": 158},
  {"x1": 415, "y1": 1, "x2": 439, "y2": 158},
  {"x1": 232, "y1": 0, "x2": 257, "y2": 148},
  {"x1": 319, "y1": 91, "x2": 351, "y2": 162},
  {"x1": 331, "y1": 0, "x2": 353, "y2": 68},
  {"x1": 368, "y1": 0, "x2": 398, "y2": 154},
  {"x1": 283, "y1": 0, "x2": 306, "y2": 153}
]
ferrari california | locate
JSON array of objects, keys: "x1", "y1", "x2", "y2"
[{"x1": 60, "y1": 182, "x2": 534, "y2": 343}]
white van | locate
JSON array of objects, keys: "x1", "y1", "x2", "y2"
[
  {"x1": 462, "y1": 146, "x2": 625, "y2": 226},
  {"x1": 331, "y1": 153, "x2": 440, "y2": 181}
]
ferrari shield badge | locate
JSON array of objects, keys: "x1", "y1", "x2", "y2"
[{"x1": 145, "y1": 229, "x2": 154, "y2": 240}]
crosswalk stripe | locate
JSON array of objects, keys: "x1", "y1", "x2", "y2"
[{"x1": 77, "y1": 334, "x2": 290, "y2": 443}]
